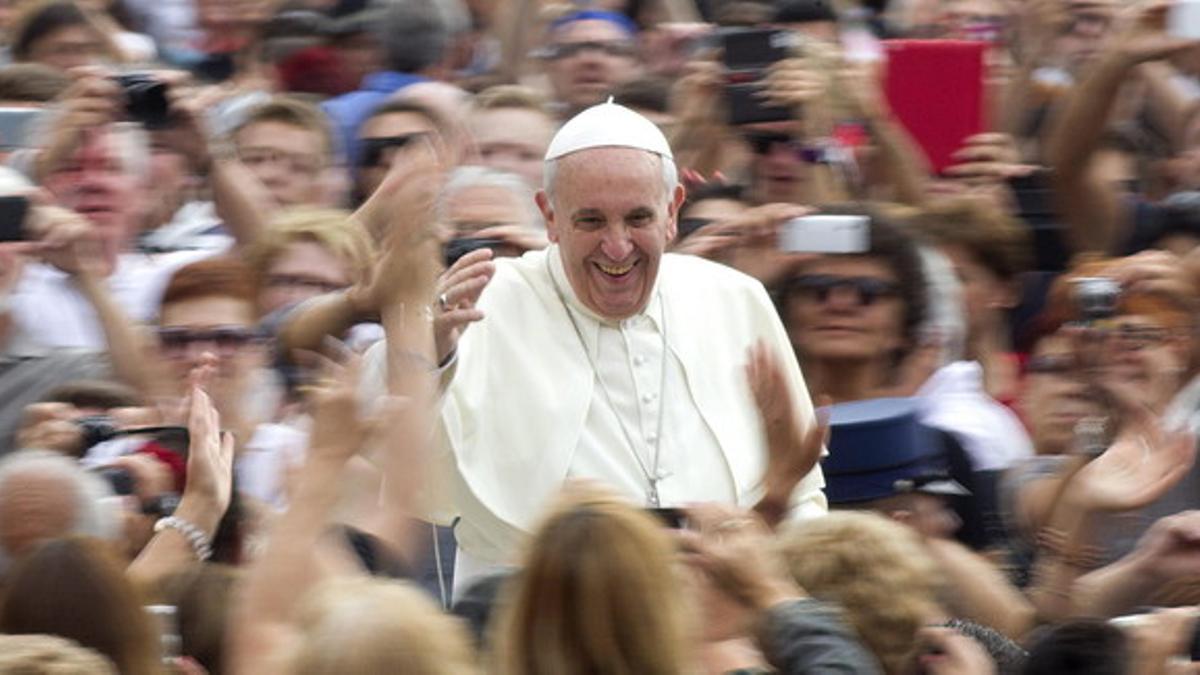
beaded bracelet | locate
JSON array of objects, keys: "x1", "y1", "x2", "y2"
[{"x1": 154, "y1": 516, "x2": 213, "y2": 561}]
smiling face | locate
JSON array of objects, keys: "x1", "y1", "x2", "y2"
[{"x1": 536, "y1": 147, "x2": 683, "y2": 320}]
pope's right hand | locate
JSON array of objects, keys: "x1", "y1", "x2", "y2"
[{"x1": 433, "y1": 248, "x2": 495, "y2": 364}]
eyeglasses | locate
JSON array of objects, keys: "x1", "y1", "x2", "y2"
[
  {"x1": 1106, "y1": 324, "x2": 1170, "y2": 351},
  {"x1": 238, "y1": 146, "x2": 323, "y2": 175},
  {"x1": 536, "y1": 39, "x2": 637, "y2": 60},
  {"x1": 787, "y1": 274, "x2": 900, "y2": 306},
  {"x1": 263, "y1": 273, "x2": 348, "y2": 295},
  {"x1": 358, "y1": 133, "x2": 429, "y2": 168},
  {"x1": 157, "y1": 326, "x2": 265, "y2": 356}
]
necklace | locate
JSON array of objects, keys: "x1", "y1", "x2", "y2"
[{"x1": 546, "y1": 255, "x2": 670, "y2": 506}]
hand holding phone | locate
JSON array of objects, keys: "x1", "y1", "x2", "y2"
[
  {"x1": 778, "y1": 215, "x2": 870, "y2": 254},
  {"x1": 0, "y1": 195, "x2": 30, "y2": 243}
]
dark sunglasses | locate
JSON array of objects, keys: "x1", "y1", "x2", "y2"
[
  {"x1": 678, "y1": 217, "x2": 714, "y2": 239},
  {"x1": 1025, "y1": 354, "x2": 1075, "y2": 376},
  {"x1": 537, "y1": 39, "x2": 637, "y2": 60},
  {"x1": 787, "y1": 275, "x2": 900, "y2": 306},
  {"x1": 743, "y1": 131, "x2": 824, "y2": 163},
  {"x1": 157, "y1": 326, "x2": 265, "y2": 354},
  {"x1": 358, "y1": 133, "x2": 428, "y2": 168}
]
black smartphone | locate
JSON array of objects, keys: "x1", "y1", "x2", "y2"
[
  {"x1": 444, "y1": 237, "x2": 505, "y2": 267},
  {"x1": 647, "y1": 507, "x2": 689, "y2": 529},
  {"x1": 0, "y1": 194, "x2": 29, "y2": 242},
  {"x1": 721, "y1": 28, "x2": 798, "y2": 125}
]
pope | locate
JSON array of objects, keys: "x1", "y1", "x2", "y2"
[{"x1": 366, "y1": 100, "x2": 827, "y2": 591}]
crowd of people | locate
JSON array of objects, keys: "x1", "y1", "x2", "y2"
[{"x1": 2, "y1": 0, "x2": 1200, "y2": 672}]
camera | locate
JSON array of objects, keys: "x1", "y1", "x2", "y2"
[
  {"x1": 1072, "y1": 276, "x2": 1121, "y2": 322},
  {"x1": 75, "y1": 414, "x2": 120, "y2": 451},
  {"x1": 112, "y1": 73, "x2": 171, "y2": 129},
  {"x1": 720, "y1": 28, "x2": 800, "y2": 125}
]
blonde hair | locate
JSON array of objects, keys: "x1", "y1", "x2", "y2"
[
  {"x1": 492, "y1": 488, "x2": 691, "y2": 675},
  {"x1": 242, "y1": 208, "x2": 375, "y2": 289},
  {"x1": 777, "y1": 511, "x2": 945, "y2": 675},
  {"x1": 289, "y1": 577, "x2": 479, "y2": 675},
  {"x1": 471, "y1": 84, "x2": 552, "y2": 115},
  {"x1": 0, "y1": 634, "x2": 117, "y2": 673}
]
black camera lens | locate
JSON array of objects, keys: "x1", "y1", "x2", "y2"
[
  {"x1": 112, "y1": 73, "x2": 171, "y2": 129},
  {"x1": 97, "y1": 465, "x2": 136, "y2": 496}
]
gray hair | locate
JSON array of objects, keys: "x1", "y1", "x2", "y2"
[
  {"x1": 543, "y1": 151, "x2": 678, "y2": 205},
  {"x1": 0, "y1": 449, "x2": 118, "y2": 574},
  {"x1": 373, "y1": 0, "x2": 470, "y2": 74},
  {"x1": 440, "y1": 165, "x2": 540, "y2": 229},
  {"x1": 30, "y1": 116, "x2": 150, "y2": 181}
]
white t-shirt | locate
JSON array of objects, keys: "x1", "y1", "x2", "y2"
[{"x1": 9, "y1": 249, "x2": 216, "y2": 350}]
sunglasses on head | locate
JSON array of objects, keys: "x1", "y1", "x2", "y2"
[
  {"x1": 157, "y1": 326, "x2": 265, "y2": 355},
  {"x1": 358, "y1": 133, "x2": 428, "y2": 168},
  {"x1": 787, "y1": 274, "x2": 900, "y2": 306}
]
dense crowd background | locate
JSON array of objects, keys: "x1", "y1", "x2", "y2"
[{"x1": 2, "y1": 0, "x2": 1200, "y2": 672}]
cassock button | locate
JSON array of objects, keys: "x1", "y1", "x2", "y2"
[
  {"x1": 646, "y1": 434, "x2": 658, "y2": 444},
  {"x1": 633, "y1": 355, "x2": 647, "y2": 366},
  {"x1": 641, "y1": 392, "x2": 657, "y2": 404}
]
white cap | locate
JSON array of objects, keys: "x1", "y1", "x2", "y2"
[{"x1": 544, "y1": 98, "x2": 673, "y2": 161}]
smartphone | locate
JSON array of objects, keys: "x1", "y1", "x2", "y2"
[
  {"x1": 1170, "y1": 0, "x2": 1200, "y2": 40},
  {"x1": 721, "y1": 28, "x2": 800, "y2": 126},
  {"x1": 647, "y1": 507, "x2": 689, "y2": 529},
  {"x1": 444, "y1": 237, "x2": 505, "y2": 267},
  {"x1": 882, "y1": 40, "x2": 986, "y2": 174},
  {"x1": 779, "y1": 215, "x2": 870, "y2": 254},
  {"x1": 0, "y1": 194, "x2": 28, "y2": 242},
  {"x1": 0, "y1": 108, "x2": 44, "y2": 151}
]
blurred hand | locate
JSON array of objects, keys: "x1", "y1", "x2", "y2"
[
  {"x1": 680, "y1": 503, "x2": 803, "y2": 612},
  {"x1": 431, "y1": 248, "x2": 494, "y2": 364},
  {"x1": 761, "y1": 58, "x2": 829, "y2": 110},
  {"x1": 914, "y1": 627, "x2": 997, "y2": 675},
  {"x1": 15, "y1": 402, "x2": 86, "y2": 455},
  {"x1": 27, "y1": 205, "x2": 109, "y2": 277},
  {"x1": 1112, "y1": 0, "x2": 1200, "y2": 66},
  {"x1": 672, "y1": 203, "x2": 814, "y2": 286},
  {"x1": 161, "y1": 84, "x2": 213, "y2": 174},
  {"x1": 1128, "y1": 511, "x2": 1200, "y2": 584},
  {"x1": 37, "y1": 68, "x2": 121, "y2": 180},
  {"x1": 1065, "y1": 399, "x2": 1196, "y2": 513},
  {"x1": 107, "y1": 452, "x2": 174, "y2": 502},
  {"x1": 1123, "y1": 607, "x2": 1200, "y2": 675},
  {"x1": 672, "y1": 59, "x2": 723, "y2": 126},
  {"x1": 1108, "y1": 250, "x2": 1196, "y2": 312},
  {"x1": 354, "y1": 138, "x2": 446, "y2": 244},
  {"x1": 179, "y1": 384, "x2": 235, "y2": 531},
  {"x1": 303, "y1": 343, "x2": 379, "y2": 461},
  {"x1": 745, "y1": 340, "x2": 827, "y2": 504},
  {"x1": 942, "y1": 133, "x2": 1037, "y2": 186}
]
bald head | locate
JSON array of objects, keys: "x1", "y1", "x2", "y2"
[{"x1": 0, "y1": 450, "x2": 115, "y2": 570}]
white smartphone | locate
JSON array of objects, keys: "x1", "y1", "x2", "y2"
[
  {"x1": 1169, "y1": 0, "x2": 1200, "y2": 40},
  {"x1": 779, "y1": 215, "x2": 870, "y2": 254}
]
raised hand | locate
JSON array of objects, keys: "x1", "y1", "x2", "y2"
[
  {"x1": 1065, "y1": 402, "x2": 1196, "y2": 514},
  {"x1": 35, "y1": 68, "x2": 121, "y2": 181},
  {"x1": 745, "y1": 340, "x2": 827, "y2": 508},
  {"x1": 432, "y1": 247, "x2": 495, "y2": 363},
  {"x1": 914, "y1": 627, "x2": 997, "y2": 675},
  {"x1": 672, "y1": 203, "x2": 814, "y2": 286},
  {"x1": 178, "y1": 384, "x2": 235, "y2": 534},
  {"x1": 680, "y1": 503, "x2": 803, "y2": 612}
]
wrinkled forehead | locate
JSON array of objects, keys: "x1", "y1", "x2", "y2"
[{"x1": 550, "y1": 147, "x2": 668, "y2": 198}]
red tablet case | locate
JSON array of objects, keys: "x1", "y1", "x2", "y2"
[{"x1": 882, "y1": 40, "x2": 986, "y2": 174}]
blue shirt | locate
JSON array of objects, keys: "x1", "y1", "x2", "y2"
[{"x1": 322, "y1": 71, "x2": 426, "y2": 165}]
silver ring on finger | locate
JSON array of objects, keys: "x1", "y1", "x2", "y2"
[{"x1": 438, "y1": 293, "x2": 449, "y2": 311}]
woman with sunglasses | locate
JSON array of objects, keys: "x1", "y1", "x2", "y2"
[{"x1": 775, "y1": 205, "x2": 929, "y2": 404}]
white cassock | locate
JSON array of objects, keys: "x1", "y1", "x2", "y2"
[{"x1": 363, "y1": 245, "x2": 826, "y2": 591}]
